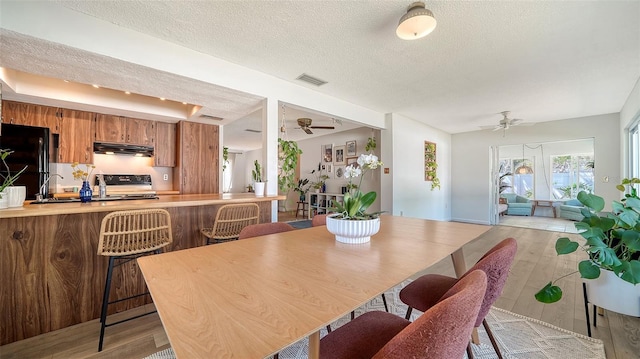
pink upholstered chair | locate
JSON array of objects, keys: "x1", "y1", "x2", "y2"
[
  {"x1": 311, "y1": 213, "x2": 328, "y2": 227},
  {"x1": 320, "y1": 270, "x2": 488, "y2": 359},
  {"x1": 399, "y1": 237, "x2": 517, "y2": 359},
  {"x1": 238, "y1": 222, "x2": 295, "y2": 239}
]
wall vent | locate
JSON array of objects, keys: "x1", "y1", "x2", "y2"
[
  {"x1": 199, "y1": 114, "x2": 223, "y2": 121},
  {"x1": 245, "y1": 129, "x2": 262, "y2": 133},
  {"x1": 296, "y1": 73, "x2": 328, "y2": 87}
]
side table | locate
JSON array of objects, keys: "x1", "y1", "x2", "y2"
[{"x1": 532, "y1": 199, "x2": 559, "y2": 217}]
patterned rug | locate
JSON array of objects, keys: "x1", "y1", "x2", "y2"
[{"x1": 145, "y1": 282, "x2": 605, "y2": 359}]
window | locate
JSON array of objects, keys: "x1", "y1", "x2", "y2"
[
  {"x1": 631, "y1": 122, "x2": 639, "y2": 180},
  {"x1": 499, "y1": 158, "x2": 535, "y2": 198},
  {"x1": 551, "y1": 155, "x2": 594, "y2": 199}
]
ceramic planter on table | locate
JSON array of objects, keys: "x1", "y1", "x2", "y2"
[{"x1": 326, "y1": 214, "x2": 380, "y2": 244}]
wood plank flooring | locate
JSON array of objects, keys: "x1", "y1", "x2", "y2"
[{"x1": 1, "y1": 225, "x2": 638, "y2": 359}]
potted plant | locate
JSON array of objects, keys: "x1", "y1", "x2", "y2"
[
  {"x1": 278, "y1": 139, "x2": 303, "y2": 193},
  {"x1": 0, "y1": 149, "x2": 28, "y2": 209},
  {"x1": 252, "y1": 160, "x2": 265, "y2": 196},
  {"x1": 326, "y1": 153, "x2": 384, "y2": 244},
  {"x1": 310, "y1": 168, "x2": 329, "y2": 193},
  {"x1": 294, "y1": 178, "x2": 310, "y2": 202},
  {"x1": 535, "y1": 178, "x2": 640, "y2": 316}
]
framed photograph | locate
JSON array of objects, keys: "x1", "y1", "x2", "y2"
[
  {"x1": 333, "y1": 145, "x2": 346, "y2": 165},
  {"x1": 335, "y1": 166, "x2": 345, "y2": 179},
  {"x1": 346, "y1": 140, "x2": 357, "y2": 156},
  {"x1": 323, "y1": 144, "x2": 333, "y2": 162},
  {"x1": 346, "y1": 157, "x2": 359, "y2": 168},
  {"x1": 326, "y1": 164, "x2": 332, "y2": 173}
]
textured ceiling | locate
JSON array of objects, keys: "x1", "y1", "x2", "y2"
[{"x1": 1, "y1": 1, "x2": 639, "y2": 151}]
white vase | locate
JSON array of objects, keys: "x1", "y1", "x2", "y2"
[
  {"x1": 7, "y1": 186, "x2": 27, "y2": 207},
  {"x1": 326, "y1": 214, "x2": 381, "y2": 244},
  {"x1": 0, "y1": 190, "x2": 8, "y2": 209},
  {"x1": 584, "y1": 269, "x2": 640, "y2": 317},
  {"x1": 254, "y1": 182, "x2": 265, "y2": 197}
]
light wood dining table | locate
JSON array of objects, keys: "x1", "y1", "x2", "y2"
[{"x1": 137, "y1": 215, "x2": 490, "y2": 359}]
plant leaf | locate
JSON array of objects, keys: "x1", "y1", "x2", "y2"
[
  {"x1": 619, "y1": 260, "x2": 640, "y2": 284},
  {"x1": 626, "y1": 197, "x2": 640, "y2": 211},
  {"x1": 621, "y1": 230, "x2": 640, "y2": 251},
  {"x1": 578, "y1": 260, "x2": 600, "y2": 279},
  {"x1": 555, "y1": 237, "x2": 579, "y2": 255},
  {"x1": 578, "y1": 191, "x2": 605, "y2": 212},
  {"x1": 618, "y1": 207, "x2": 640, "y2": 228},
  {"x1": 535, "y1": 282, "x2": 563, "y2": 303}
]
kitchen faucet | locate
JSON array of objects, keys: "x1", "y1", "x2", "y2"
[{"x1": 36, "y1": 174, "x2": 64, "y2": 202}]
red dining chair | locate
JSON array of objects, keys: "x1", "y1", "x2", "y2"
[
  {"x1": 399, "y1": 237, "x2": 517, "y2": 359},
  {"x1": 320, "y1": 270, "x2": 488, "y2": 359},
  {"x1": 311, "y1": 213, "x2": 328, "y2": 227},
  {"x1": 238, "y1": 222, "x2": 295, "y2": 239}
]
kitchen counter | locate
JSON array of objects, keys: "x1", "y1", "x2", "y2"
[
  {"x1": 0, "y1": 193, "x2": 284, "y2": 219},
  {"x1": 0, "y1": 192, "x2": 285, "y2": 345}
]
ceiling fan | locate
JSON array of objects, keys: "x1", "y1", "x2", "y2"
[
  {"x1": 481, "y1": 111, "x2": 533, "y2": 132},
  {"x1": 296, "y1": 118, "x2": 335, "y2": 134}
]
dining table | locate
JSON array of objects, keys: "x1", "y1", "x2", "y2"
[{"x1": 137, "y1": 215, "x2": 490, "y2": 359}]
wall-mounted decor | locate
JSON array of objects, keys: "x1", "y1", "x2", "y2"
[
  {"x1": 335, "y1": 166, "x2": 345, "y2": 179},
  {"x1": 424, "y1": 141, "x2": 441, "y2": 190},
  {"x1": 334, "y1": 145, "x2": 346, "y2": 165},
  {"x1": 346, "y1": 140, "x2": 357, "y2": 156},
  {"x1": 346, "y1": 157, "x2": 359, "y2": 168},
  {"x1": 323, "y1": 144, "x2": 333, "y2": 162}
]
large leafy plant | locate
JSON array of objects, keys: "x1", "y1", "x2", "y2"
[
  {"x1": 535, "y1": 178, "x2": 640, "y2": 303},
  {"x1": 278, "y1": 139, "x2": 303, "y2": 192}
]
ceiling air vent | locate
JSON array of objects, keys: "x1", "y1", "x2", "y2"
[
  {"x1": 199, "y1": 114, "x2": 223, "y2": 121},
  {"x1": 296, "y1": 73, "x2": 327, "y2": 87},
  {"x1": 245, "y1": 129, "x2": 262, "y2": 133}
]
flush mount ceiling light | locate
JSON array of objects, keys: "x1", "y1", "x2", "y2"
[{"x1": 396, "y1": 2, "x2": 437, "y2": 40}]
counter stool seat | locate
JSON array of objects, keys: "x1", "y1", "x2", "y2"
[
  {"x1": 97, "y1": 209, "x2": 173, "y2": 352},
  {"x1": 201, "y1": 203, "x2": 260, "y2": 245}
]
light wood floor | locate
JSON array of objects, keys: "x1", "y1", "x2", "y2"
[{"x1": 1, "y1": 226, "x2": 638, "y2": 359}]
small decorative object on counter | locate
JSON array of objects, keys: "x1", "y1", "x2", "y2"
[
  {"x1": 97, "y1": 173, "x2": 107, "y2": 199},
  {"x1": 79, "y1": 180, "x2": 93, "y2": 203}
]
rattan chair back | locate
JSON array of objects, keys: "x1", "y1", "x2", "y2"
[
  {"x1": 201, "y1": 203, "x2": 260, "y2": 243},
  {"x1": 97, "y1": 209, "x2": 173, "y2": 257}
]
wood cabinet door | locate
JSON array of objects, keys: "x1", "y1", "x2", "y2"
[
  {"x1": 154, "y1": 122, "x2": 176, "y2": 167},
  {"x1": 174, "y1": 121, "x2": 219, "y2": 194},
  {"x1": 58, "y1": 109, "x2": 94, "y2": 164},
  {"x1": 125, "y1": 117, "x2": 155, "y2": 145},
  {"x1": 94, "y1": 114, "x2": 126, "y2": 143},
  {"x1": 2, "y1": 100, "x2": 61, "y2": 134}
]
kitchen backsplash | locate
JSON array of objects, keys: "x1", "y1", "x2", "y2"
[{"x1": 49, "y1": 154, "x2": 173, "y2": 193}]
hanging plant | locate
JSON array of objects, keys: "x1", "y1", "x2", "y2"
[
  {"x1": 278, "y1": 138, "x2": 303, "y2": 192},
  {"x1": 222, "y1": 146, "x2": 229, "y2": 171},
  {"x1": 365, "y1": 137, "x2": 377, "y2": 153}
]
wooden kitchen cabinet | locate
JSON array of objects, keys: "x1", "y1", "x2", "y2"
[
  {"x1": 1, "y1": 100, "x2": 61, "y2": 134},
  {"x1": 154, "y1": 121, "x2": 176, "y2": 167},
  {"x1": 173, "y1": 121, "x2": 219, "y2": 194},
  {"x1": 94, "y1": 115, "x2": 155, "y2": 146},
  {"x1": 58, "y1": 108, "x2": 94, "y2": 164}
]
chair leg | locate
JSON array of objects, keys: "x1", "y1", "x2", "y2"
[
  {"x1": 593, "y1": 304, "x2": 598, "y2": 328},
  {"x1": 99, "y1": 257, "x2": 116, "y2": 352},
  {"x1": 381, "y1": 293, "x2": 389, "y2": 312},
  {"x1": 582, "y1": 282, "x2": 592, "y2": 337},
  {"x1": 467, "y1": 342, "x2": 475, "y2": 359},
  {"x1": 405, "y1": 307, "x2": 413, "y2": 320},
  {"x1": 351, "y1": 311, "x2": 355, "y2": 320},
  {"x1": 483, "y1": 319, "x2": 503, "y2": 359},
  {"x1": 326, "y1": 325, "x2": 332, "y2": 333}
]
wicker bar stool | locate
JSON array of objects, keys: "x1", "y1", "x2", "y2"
[
  {"x1": 97, "y1": 209, "x2": 173, "y2": 352},
  {"x1": 201, "y1": 203, "x2": 260, "y2": 245}
]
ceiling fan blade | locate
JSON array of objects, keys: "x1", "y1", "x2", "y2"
[
  {"x1": 302, "y1": 127, "x2": 313, "y2": 134},
  {"x1": 492, "y1": 125, "x2": 503, "y2": 131},
  {"x1": 309, "y1": 126, "x2": 335, "y2": 130}
]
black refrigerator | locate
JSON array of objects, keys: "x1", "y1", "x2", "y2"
[{"x1": 0, "y1": 123, "x2": 50, "y2": 200}]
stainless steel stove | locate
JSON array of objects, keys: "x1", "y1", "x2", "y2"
[{"x1": 99, "y1": 174, "x2": 158, "y2": 199}]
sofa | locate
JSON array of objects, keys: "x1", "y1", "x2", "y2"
[
  {"x1": 500, "y1": 193, "x2": 533, "y2": 216},
  {"x1": 558, "y1": 199, "x2": 585, "y2": 221}
]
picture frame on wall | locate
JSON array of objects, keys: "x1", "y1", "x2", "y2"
[
  {"x1": 335, "y1": 166, "x2": 345, "y2": 179},
  {"x1": 346, "y1": 140, "x2": 357, "y2": 156},
  {"x1": 323, "y1": 144, "x2": 333, "y2": 162},
  {"x1": 333, "y1": 145, "x2": 346, "y2": 165},
  {"x1": 346, "y1": 156, "x2": 359, "y2": 168}
]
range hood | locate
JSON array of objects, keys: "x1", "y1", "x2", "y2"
[{"x1": 93, "y1": 142, "x2": 154, "y2": 157}]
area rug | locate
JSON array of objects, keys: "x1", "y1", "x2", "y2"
[
  {"x1": 145, "y1": 282, "x2": 605, "y2": 359},
  {"x1": 287, "y1": 219, "x2": 312, "y2": 229}
]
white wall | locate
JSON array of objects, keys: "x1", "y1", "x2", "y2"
[
  {"x1": 383, "y1": 113, "x2": 452, "y2": 221},
  {"x1": 452, "y1": 113, "x2": 620, "y2": 224}
]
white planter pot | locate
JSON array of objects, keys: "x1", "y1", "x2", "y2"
[
  {"x1": 254, "y1": 182, "x2": 265, "y2": 197},
  {"x1": 7, "y1": 186, "x2": 26, "y2": 207},
  {"x1": 326, "y1": 214, "x2": 381, "y2": 244},
  {"x1": 584, "y1": 269, "x2": 640, "y2": 317},
  {"x1": 0, "y1": 190, "x2": 8, "y2": 209}
]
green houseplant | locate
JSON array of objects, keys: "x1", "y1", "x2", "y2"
[
  {"x1": 0, "y1": 149, "x2": 28, "y2": 199},
  {"x1": 294, "y1": 178, "x2": 310, "y2": 201},
  {"x1": 278, "y1": 139, "x2": 303, "y2": 193},
  {"x1": 252, "y1": 160, "x2": 265, "y2": 196},
  {"x1": 535, "y1": 178, "x2": 640, "y2": 304},
  {"x1": 331, "y1": 153, "x2": 384, "y2": 220}
]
